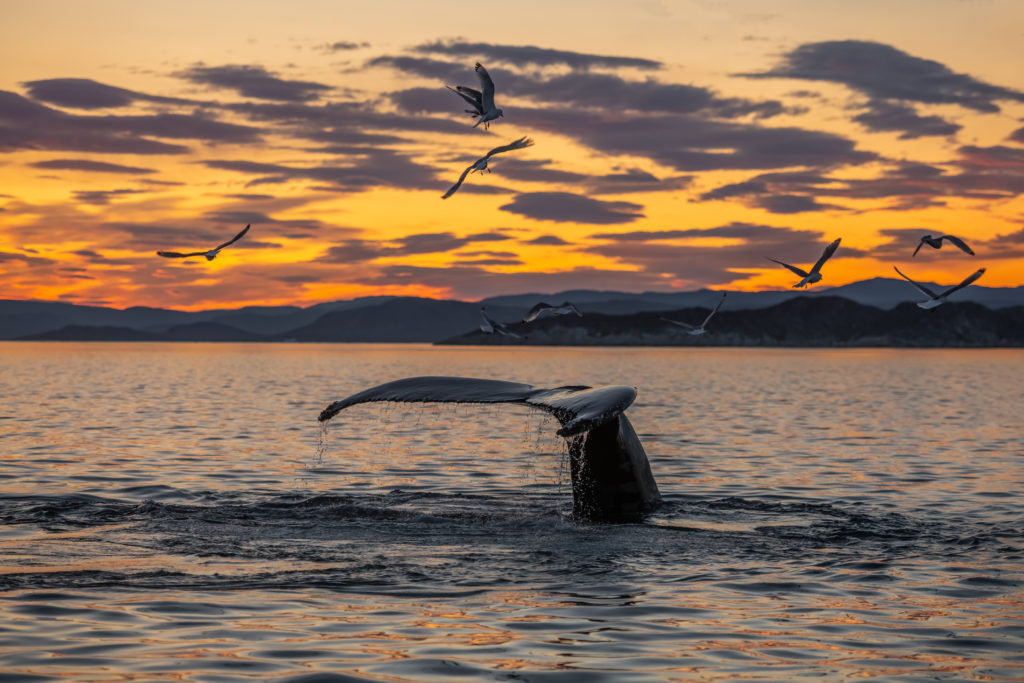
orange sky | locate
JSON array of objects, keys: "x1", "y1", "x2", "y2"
[{"x1": 1, "y1": 0, "x2": 1022, "y2": 310}]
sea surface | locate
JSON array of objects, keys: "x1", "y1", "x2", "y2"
[{"x1": 1, "y1": 342, "x2": 1022, "y2": 682}]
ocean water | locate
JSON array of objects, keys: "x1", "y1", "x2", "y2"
[{"x1": 0, "y1": 342, "x2": 1022, "y2": 682}]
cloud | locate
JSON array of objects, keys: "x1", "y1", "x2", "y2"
[
  {"x1": 0, "y1": 91, "x2": 188, "y2": 154},
  {"x1": 368, "y1": 56, "x2": 467, "y2": 82},
  {"x1": 374, "y1": 50, "x2": 868, "y2": 173},
  {"x1": 0, "y1": 250, "x2": 55, "y2": 266},
  {"x1": 584, "y1": 222, "x2": 859, "y2": 285},
  {"x1": 749, "y1": 194, "x2": 844, "y2": 214},
  {"x1": 23, "y1": 78, "x2": 194, "y2": 109},
  {"x1": 317, "y1": 231, "x2": 513, "y2": 263},
  {"x1": 747, "y1": 40, "x2": 1024, "y2": 113},
  {"x1": 453, "y1": 256, "x2": 523, "y2": 266},
  {"x1": 508, "y1": 106, "x2": 877, "y2": 172},
  {"x1": 500, "y1": 192, "x2": 645, "y2": 224},
  {"x1": 522, "y1": 234, "x2": 571, "y2": 246},
  {"x1": 956, "y1": 145, "x2": 1024, "y2": 171},
  {"x1": 852, "y1": 99, "x2": 961, "y2": 139},
  {"x1": 471, "y1": 158, "x2": 691, "y2": 195},
  {"x1": 324, "y1": 41, "x2": 369, "y2": 52},
  {"x1": 414, "y1": 40, "x2": 662, "y2": 70},
  {"x1": 699, "y1": 149, "x2": 1024, "y2": 211},
  {"x1": 178, "y1": 64, "x2": 332, "y2": 102},
  {"x1": 384, "y1": 60, "x2": 791, "y2": 120},
  {"x1": 31, "y1": 159, "x2": 156, "y2": 174},
  {"x1": 222, "y1": 193, "x2": 275, "y2": 200},
  {"x1": 225, "y1": 98, "x2": 470, "y2": 141},
  {"x1": 201, "y1": 147, "x2": 440, "y2": 192},
  {"x1": 72, "y1": 189, "x2": 148, "y2": 205},
  {"x1": 504, "y1": 71, "x2": 790, "y2": 119},
  {"x1": 1011, "y1": 126, "x2": 1024, "y2": 144},
  {"x1": 0, "y1": 91, "x2": 260, "y2": 155}
]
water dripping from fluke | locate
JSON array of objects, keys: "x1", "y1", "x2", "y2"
[{"x1": 316, "y1": 376, "x2": 661, "y2": 523}]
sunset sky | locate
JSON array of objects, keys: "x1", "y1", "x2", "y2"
[{"x1": 2, "y1": 0, "x2": 1023, "y2": 310}]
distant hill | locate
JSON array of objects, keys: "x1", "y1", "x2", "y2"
[
  {"x1": 273, "y1": 298, "x2": 521, "y2": 343},
  {"x1": 4, "y1": 280, "x2": 1023, "y2": 345},
  {"x1": 439, "y1": 298, "x2": 1024, "y2": 347},
  {"x1": 21, "y1": 325, "x2": 162, "y2": 341}
]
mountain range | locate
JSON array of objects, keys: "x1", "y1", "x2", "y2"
[{"x1": 3, "y1": 277, "x2": 1023, "y2": 345}]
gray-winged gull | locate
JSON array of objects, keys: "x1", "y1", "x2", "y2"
[
  {"x1": 893, "y1": 266, "x2": 985, "y2": 309},
  {"x1": 447, "y1": 63, "x2": 504, "y2": 129},
  {"x1": 442, "y1": 137, "x2": 534, "y2": 199}
]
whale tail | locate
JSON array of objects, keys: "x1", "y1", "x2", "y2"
[{"x1": 318, "y1": 376, "x2": 661, "y2": 522}]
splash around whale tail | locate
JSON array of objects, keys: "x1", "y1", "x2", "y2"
[{"x1": 318, "y1": 376, "x2": 661, "y2": 522}]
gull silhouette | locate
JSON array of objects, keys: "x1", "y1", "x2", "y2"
[
  {"x1": 913, "y1": 234, "x2": 975, "y2": 257},
  {"x1": 659, "y1": 292, "x2": 727, "y2": 336},
  {"x1": 893, "y1": 266, "x2": 985, "y2": 309},
  {"x1": 442, "y1": 137, "x2": 534, "y2": 199},
  {"x1": 157, "y1": 224, "x2": 250, "y2": 261},
  {"x1": 767, "y1": 238, "x2": 841, "y2": 288}
]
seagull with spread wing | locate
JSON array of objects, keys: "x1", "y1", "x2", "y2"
[
  {"x1": 522, "y1": 301, "x2": 583, "y2": 323},
  {"x1": 913, "y1": 234, "x2": 975, "y2": 257},
  {"x1": 480, "y1": 307, "x2": 522, "y2": 339},
  {"x1": 767, "y1": 238, "x2": 841, "y2": 288},
  {"x1": 442, "y1": 137, "x2": 534, "y2": 199},
  {"x1": 893, "y1": 266, "x2": 985, "y2": 309},
  {"x1": 157, "y1": 224, "x2": 250, "y2": 261},
  {"x1": 446, "y1": 62, "x2": 503, "y2": 129},
  {"x1": 659, "y1": 292, "x2": 727, "y2": 336}
]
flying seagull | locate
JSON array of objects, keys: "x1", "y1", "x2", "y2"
[
  {"x1": 522, "y1": 301, "x2": 583, "y2": 323},
  {"x1": 893, "y1": 266, "x2": 985, "y2": 309},
  {"x1": 913, "y1": 234, "x2": 975, "y2": 257},
  {"x1": 767, "y1": 238, "x2": 841, "y2": 288},
  {"x1": 480, "y1": 307, "x2": 522, "y2": 338},
  {"x1": 442, "y1": 137, "x2": 534, "y2": 199},
  {"x1": 447, "y1": 62, "x2": 503, "y2": 129},
  {"x1": 157, "y1": 224, "x2": 250, "y2": 261},
  {"x1": 659, "y1": 292, "x2": 727, "y2": 336}
]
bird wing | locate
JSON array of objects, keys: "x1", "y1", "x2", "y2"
[
  {"x1": 659, "y1": 316, "x2": 696, "y2": 330},
  {"x1": 809, "y1": 238, "x2": 840, "y2": 274},
  {"x1": 702, "y1": 293, "x2": 727, "y2": 327},
  {"x1": 495, "y1": 324, "x2": 523, "y2": 339},
  {"x1": 215, "y1": 224, "x2": 250, "y2": 251},
  {"x1": 317, "y1": 375, "x2": 636, "y2": 438},
  {"x1": 523, "y1": 302, "x2": 553, "y2": 323},
  {"x1": 475, "y1": 63, "x2": 495, "y2": 110},
  {"x1": 941, "y1": 235, "x2": 975, "y2": 255},
  {"x1": 766, "y1": 257, "x2": 809, "y2": 278},
  {"x1": 441, "y1": 163, "x2": 477, "y2": 199},
  {"x1": 912, "y1": 238, "x2": 925, "y2": 257},
  {"x1": 447, "y1": 85, "x2": 483, "y2": 114},
  {"x1": 940, "y1": 268, "x2": 985, "y2": 298},
  {"x1": 157, "y1": 250, "x2": 205, "y2": 258},
  {"x1": 893, "y1": 266, "x2": 938, "y2": 298},
  {"x1": 484, "y1": 136, "x2": 534, "y2": 159}
]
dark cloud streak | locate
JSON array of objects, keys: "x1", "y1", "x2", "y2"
[{"x1": 179, "y1": 64, "x2": 332, "y2": 102}]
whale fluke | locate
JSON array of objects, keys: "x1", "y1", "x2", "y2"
[{"x1": 318, "y1": 376, "x2": 661, "y2": 522}]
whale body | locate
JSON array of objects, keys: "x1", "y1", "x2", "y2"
[{"x1": 318, "y1": 376, "x2": 661, "y2": 522}]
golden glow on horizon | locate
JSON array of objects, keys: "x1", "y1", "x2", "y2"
[{"x1": 1, "y1": 1, "x2": 1023, "y2": 309}]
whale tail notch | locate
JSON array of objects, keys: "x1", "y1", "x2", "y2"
[{"x1": 318, "y1": 376, "x2": 661, "y2": 522}]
